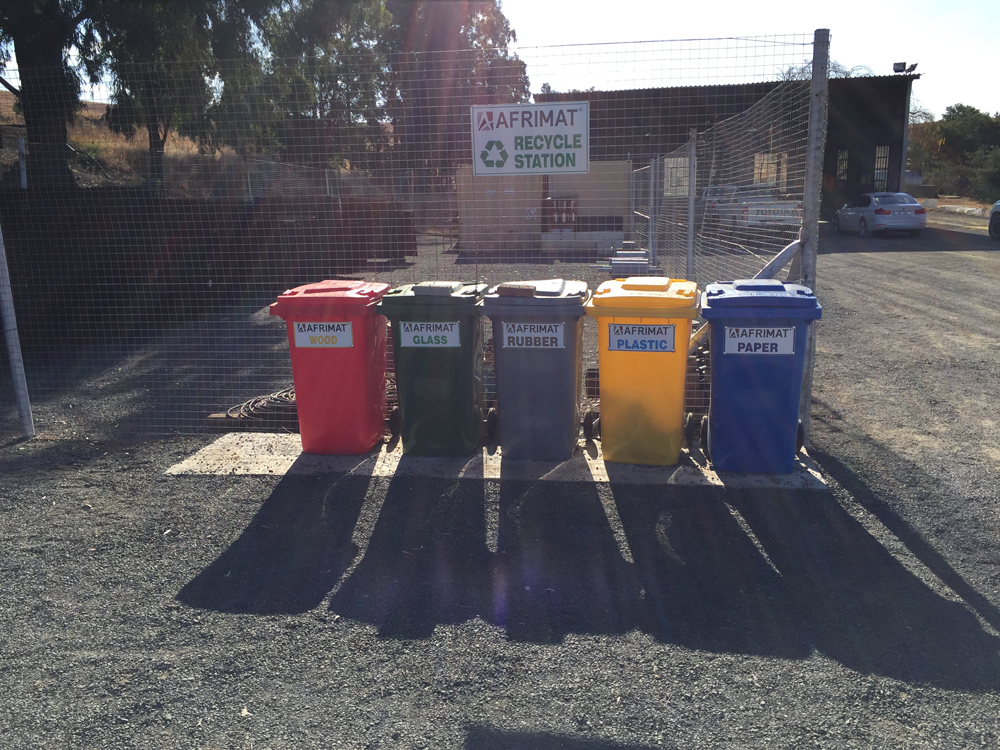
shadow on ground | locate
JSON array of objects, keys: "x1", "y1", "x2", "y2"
[
  {"x1": 819, "y1": 225, "x2": 997, "y2": 254},
  {"x1": 177, "y1": 472, "x2": 373, "y2": 614},
  {"x1": 464, "y1": 725, "x2": 663, "y2": 750},
  {"x1": 176, "y1": 447, "x2": 1000, "y2": 690}
]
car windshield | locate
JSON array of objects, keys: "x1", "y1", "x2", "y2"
[{"x1": 874, "y1": 194, "x2": 918, "y2": 205}]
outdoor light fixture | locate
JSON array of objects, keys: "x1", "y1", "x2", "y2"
[{"x1": 893, "y1": 62, "x2": 918, "y2": 74}]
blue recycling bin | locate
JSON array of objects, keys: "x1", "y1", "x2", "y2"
[{"x1": 700, "y1": 279, "x2": 822, "y2": 473}]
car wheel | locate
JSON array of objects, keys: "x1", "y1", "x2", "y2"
[
  {"x1": 908, "y1": 229, "x2": 922, "y2": 238},
  {"x1": 858, "y1": 218, "x2": 869, "y2": 238},
  {"x1": 832, "y1": 215, "x2": 841, "y2": 233},
  {"x1": 989, "y1": 214, "x2": 1000, "y2": 241}
]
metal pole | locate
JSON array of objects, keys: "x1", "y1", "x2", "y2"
[
  {"x1": 798, "y1": 28, "x2": 830, "y2": 442},
  {"x1": 17, "y1": 138, "x2": 27, "y2": 190},
  {"x1": 686, "y1": 128, "x2": 697, "y2": 282},
  {"x1": 899, "y1": 78, "x2": 913, "y2": 192},
  {"x1": 0, "y1": 219, "x2": 35, "y2": 438},
  {"x1": 648, "y1": 157, "x2": 658, "y2": 263},
  {"x1": 628, "y1": 167, "x2": 635, "y2": 243}
]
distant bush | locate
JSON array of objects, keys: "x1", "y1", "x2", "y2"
[{"x1": 908, "y1": 104, "x2": 1000, "y2": 204}]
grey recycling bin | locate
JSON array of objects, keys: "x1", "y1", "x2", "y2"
[{"x1": 482, "y1": 279, "x2": 590, "y2": 460}]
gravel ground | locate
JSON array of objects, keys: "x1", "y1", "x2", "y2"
[{"x1": 1, "y1": 225, "x2": 1000, "y2": 749}]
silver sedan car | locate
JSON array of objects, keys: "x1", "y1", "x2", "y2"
[{"x1": 833, "y1": 192, "x2": 927, "y2": 238}]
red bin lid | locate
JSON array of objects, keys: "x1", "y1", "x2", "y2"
[{"x1": 269, "y1": 279, "x2": 389, "y2": 318}]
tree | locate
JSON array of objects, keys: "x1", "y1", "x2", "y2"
[
  {"x1": 383, "y1": 0, "x2": 529, "y2": 181},
  {"x1": 937, "y1": 104, "x2": 1000, "y2": 162},
  {"x1": 83, "y1": 0, "x2": 215, "y2": 187},
  {"x1": 259, "y1": 0, "x2": 386, "y2": 168},
  {"x1": 0, "y1": 0, "x2": 93, "y2": 188},
  {"x1": 909, "y1": 98, "x2": 934, "y2": 125},
  {"x1": 907, "y1": 103, "x2": 1000, "y2": 202},
  {"x1": 779, "y1": 59, "x2": 873, "y2": 81}
]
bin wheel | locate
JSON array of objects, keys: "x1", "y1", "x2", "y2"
[
  {"x1": 583, "y1": 410, "x2": 599, "y2": 440},
  {"x1": 796, "y1": 419, "x2": 805, "y2": 454},
  {"x1": 486, "y1": 407, "x2": 499, "y2": 441},
  {"x1": 700, "y1": 415, "x2": 711, "y2": 462},
  {"x1": 388, "y1": 406, "x2": 401, "y2": 437},
  {"x1": 684, "y1": 412, "x2": 698, "y2": 448}
]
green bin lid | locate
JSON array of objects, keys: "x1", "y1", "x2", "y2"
[{"x1": 376, "y1": 281, "x2": 487, "y2": 314}]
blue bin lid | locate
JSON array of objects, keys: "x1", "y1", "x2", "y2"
[
  {"x1": 482, "y1": 279, "x2": 590, "y2": 317},
  {"x1": 701, "y1": 279, "x2": 821, "y2": 320}
]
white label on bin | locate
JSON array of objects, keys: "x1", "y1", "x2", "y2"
[
  {"x1": 724, "y1": 326, "x2": 794, "y2": 354},
  {"x1": 608, "y1": 324, "x2": 675, "y2": 352},
  {"x1": 294, "y1": 321, "x2": 353, "y2": 348},
  {"x1": 502, "y1": 322, "x2": 564, "y2": 349},
  {"x1": 399, "y1": 321, "x2": 461, "y2": 347}
]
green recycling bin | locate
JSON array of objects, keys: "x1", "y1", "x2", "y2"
[{"x1": 377, "y1": 281, "x2": 487, "y2": 456}]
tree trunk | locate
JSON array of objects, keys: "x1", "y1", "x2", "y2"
[
  {"x1": 12, "y1": 29, "x2": 77, "y2": 191},
  {"x1": 147, "y1": 110, "x2": 166, "y2": 189}
]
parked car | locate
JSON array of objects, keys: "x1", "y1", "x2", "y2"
[
  {"x1": 714, "y1": 185, "x2": 803, "y2": 229},
  {"x1": 990, "y1": 200, "x2": 1000, "y2": 241},
  {"x1": 700, "y1": 185, "x2": 739, "y2": 222},
  {"x1": 833, "y1": 192, "x2": 926, "y2": 238}
]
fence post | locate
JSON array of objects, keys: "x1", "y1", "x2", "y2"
[
  {"x1": 799, "y1": 28, "x2": 830, "y2": 442},
  {"x1": 18, "y1": 138, "x2": 27, "y2": 190},
  {"x1": 0, "y1": 220, "x2": 35, "y2": 438},
  {"x1": 648, "y1": 157, "x2": 658, "y2": 263},
  {"x1": 686, "y1": 128, "x2": 697, "y2": 281}
]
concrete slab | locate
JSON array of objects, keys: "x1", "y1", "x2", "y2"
[{"x1": 166, "y1": 432, "x2": 827, "y2": 489}]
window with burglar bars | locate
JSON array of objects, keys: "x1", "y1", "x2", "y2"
[
  {"x1": 0, "y1": 34, "x2": 821, "y2": 436},
  {"x1": 836, "y1": 149, "x2": 849, "y2": 182},
  {"x1": 874, "y1": 145, "x2": 889, "y2": 192}
]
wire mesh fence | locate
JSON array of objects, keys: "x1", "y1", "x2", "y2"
[{"x1": 0, "y1": 34, "x2": 821, "y2": 437}]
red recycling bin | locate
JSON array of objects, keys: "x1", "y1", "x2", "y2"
[{"x1": 270, "y1": 280, "x2": 390, "y2": 455}]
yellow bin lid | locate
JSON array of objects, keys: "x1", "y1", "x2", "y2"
[{"x1": 586, "y1": 277, "x2": 699, "y2": 319}]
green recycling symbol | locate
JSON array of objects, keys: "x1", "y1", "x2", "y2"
[{"x1": 480, "y1": 140, "x2": 508, "y2": 168}]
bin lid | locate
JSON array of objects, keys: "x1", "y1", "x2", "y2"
[
  {"x1": 483, "y1": 278, "x2": 590, "y2": 316},
  {"x1": 269, "y1": 279, "x2": 389, "y2": 318},
  {"x1": 586, "y1": 276, "x2": 699, "y2": 319},
  {"x1": 376, "y1": 281, "x2": 487, "y2": 314},
  {"x1": 701, "y1": 279, "x2": 822, "y2": 320}
]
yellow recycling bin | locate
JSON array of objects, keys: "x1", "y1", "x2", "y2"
[{"x1": 586, "y1": 277, "x2": 699, "y2": 465}]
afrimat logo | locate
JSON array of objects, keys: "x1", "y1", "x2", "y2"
[{"x1": 477, "y1": 111, "x2": 494, "y2": 131}]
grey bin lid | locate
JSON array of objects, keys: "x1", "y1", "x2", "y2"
[
  {"x1": 701, "y1": 279, "x2": 821, "y2": 320},
  {"x1": 483, "y1": 278, "x2": 590, "y2": 316}
]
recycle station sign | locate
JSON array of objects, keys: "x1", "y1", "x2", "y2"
[{"x1": 471, "y1": 102, "x2": 590, "y2": 176}]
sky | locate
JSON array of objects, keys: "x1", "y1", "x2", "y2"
[{"x1": 500, "y1": 0, "x2": 998, "y2": 120}]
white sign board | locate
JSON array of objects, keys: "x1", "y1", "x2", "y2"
[
  {"x1": 399, "y1": 321, "x2": 461, "y2": 347},
  {"x1": 502, "y1": 322, "x2": 564, "y2": 349},
  {"x1": 724, "y1": 326, "x2": 795, "y2": 354},
  {"x1": 471, "y1": 102, "x2": 589, "y2": 176},
  {"x1": 608, "y1": 324, "x2": 675, "y2": 353},
  {"x1": 294, "y1": 321, "x2": 353, "y2": 348}
]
